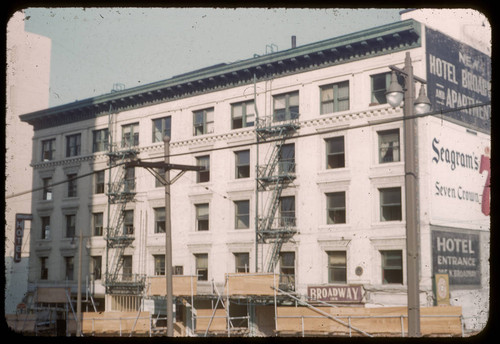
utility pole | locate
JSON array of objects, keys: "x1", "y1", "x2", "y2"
[
  {"x1": 402, "y1": 53, "x2": 420, "y2": 337},
  {"x1": 386, "y1": 52, "x2": 431, "y2": 337},
  {"x1": 125, "y1": 139, "x2": 203, "y2": 336},
  {"x1": 76, "y1": 228, "x2": 83, "y2": 336},
  {"x1": 164, "y1": 136, "x2": 174, "y2": 337}
]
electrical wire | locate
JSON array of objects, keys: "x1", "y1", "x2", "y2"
[{"x1": 5, "y1": 101, "x2": 490, "y2": 200}]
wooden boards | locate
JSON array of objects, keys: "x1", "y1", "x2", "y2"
[
  {"x1": 195, "y1": 308, "x2": 227, "y2": 332},
  {"x1": 276, "y1": 306, "x2": 462, "y2": 336},
  {"x1": 148, "y1": 275, "x2": 197, "y2": 296},
  {"x1": 225, "y1": 273, "x2": 277, "y2": 296},
  {"x1": 82, "y1": 311, "x2": 150, "y2": 335},
  {"x1": 5, "y1": 314, "x2": 36, "y2": 332},
  {"x1": 36, "y1": 287, "x2": 70, "y2": 303}
]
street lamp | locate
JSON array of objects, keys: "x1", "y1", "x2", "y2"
[{"x1": 385, "y1": 52, "x2": 430, "y2": 338}]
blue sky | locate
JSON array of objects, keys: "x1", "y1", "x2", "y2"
[{"x1": 23, "y1": 8, "x2": 403, "y2": 107}]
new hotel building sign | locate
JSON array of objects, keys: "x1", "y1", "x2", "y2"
[{"x1": 426, "y1": 27, "x2": 491, "y2": 133}]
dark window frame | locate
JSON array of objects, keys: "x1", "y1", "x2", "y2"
[
  {"x1": 327, "y1": 251, "x2": 347, "y2": 283},
  {"x1": 379, "y1": 187, "x2": 402, "y2": 222},
  {"x1": 325, "y1": 136, "x2": 345, "y2": 169},
  {"x1": 231, "y1": 100, "x2": 255, "y2": 129},
  {"x1": 326, "y1": 192, "x2": 346, "y2": 224},
  {"x1": 66, "y1": 134, "x2": 81, "y2": 157},
  {"x1": 320, "y1": 81, "x2": 350, "y2": 114},
  {"x1": 235, "y1": 150, "x2": 250, "y2": 179},
  {"x1": 153, "y1": 116, "x2": 172, "y2": 142}
]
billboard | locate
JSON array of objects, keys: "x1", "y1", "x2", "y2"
[
  {"x1": 432, "y1": 229, "x2": 480, "y2": 285},
  {"x1": 427, "y1": 120, "x2": 490, "y2": 230},
  {"x1": 426, "y1": 27, "x2": 491, "y2": 133}
]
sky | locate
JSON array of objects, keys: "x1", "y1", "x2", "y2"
[{"x1": 22, "y1": 7, "x2": 403, "y2": 108}]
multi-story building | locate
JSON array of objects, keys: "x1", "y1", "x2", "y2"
[
  {"x1": 19, "y1": 9, "x2": 490, "y2": 335},
  {"x1": 5, "y1": 10, "x2": 51, "y2": 315}
]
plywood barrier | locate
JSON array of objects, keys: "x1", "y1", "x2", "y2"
[
  {"x1": 5, "y1": 314, "x2": 36, "y2": 333},
  {"x1": 276, "y1": 306, "x2": 462, "y2": 336},
  {"x1": 82, "y1": 311, "x2": 150, "y2": 335},
  {"x1": 36, "y1": 287, "x2": 70, "y2": 303},
  {"x1": 195, "y1": 308, "x2": 227, "y2": 332},
  {"x1": 148, "y1": 276, "x2": 197, "y2": 296},
  {"x1": 226, "y1": 273, "x2": 277, "y2": 296}
]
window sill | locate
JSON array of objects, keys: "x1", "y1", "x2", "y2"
[{"x1": 369, "y1": 162, "x2": 404, "y2": 179}]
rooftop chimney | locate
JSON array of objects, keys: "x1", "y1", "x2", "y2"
[{"x1": 291, "y1": 35, "x2": 296, "y2": 49}]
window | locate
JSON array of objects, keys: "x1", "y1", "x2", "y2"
[
  {"x1": 66, "y1": 134, "x2": 81, "y2": 157},
  {"x1": 67, "y1": 174, "x2": 77, "y2": 197},
  {"x1": 92, "y1": 256, "x2": 102, "y2": 280},
  {"x1": 273, "y1": 91, "x2": 299, "y2": 122},
  {"x1": 154, "y1": 207, "x2": 166, "y2": 233},
  {"x1": 40, "y1": 257, "x2": 48, "y2": 280},
  {"x1": 153, "y1": 116, "x2": 172, "y2": 142},
  {"x1": 154, "y1": 255, "x2": 165, "y2": 276},
  {"x1": 235, "y1": 200, "x2": 250, "y2": 229},
  {"x1": 41, "y1": 216, "x2": 50, "y2": 239},
  {"x1": 122, "y1": 123, "x2": 139, "y2": 148},
  {"x1": 279, "y1": 252, "x2": 295, "y2": 291},
  {"x1": 280, "y1": 196, "x2": 296, "y2": 227},
  {"x1": 174, "y1": 266, "x2": 184, "y2": 275},
  {"x1": 65, "y1": 257, "x2": 74, "y2": 281},
  {"x1": 66, "y1": 214, "x2": 76, "y2": 238},
  {"x1": 122, "y1": 256, "x2": 132, "y2": 281},
  {"x1": 93, "y1": 213, "x2": 103, "y2": 236},
  {"x1": 42, "y1": 177, "x2": 52, "y2": 200},
  {"x1": 124, "y1": 167, "x2": 135, "y2": 192},
  {"x1": 320, "y1": 81, "x2": 349, "y2": 114},
  {"x1": 155, "y1": 167, "x2": 166, "y2": 187},
  {"x1": 379, "y1": 187, "x2": 402, "y2": 221},
  {"x1": 196, "y1": 156, "x2": 210, "y2": 183},
  {"x1": 381, "y1": 250, "x2": 403, "y2": 284},
  {"x1": 195, "y1": 204, "x2": 209, "y2": 231},
  {"x1": 95, "y1": 170, "x2": 105, "y2": 194},
  {"x1": 235, "y1": 150, "x2": 250, "y2": 178},
  {"x1": 371, "y1": 72, "x2": 403, "y2": 105},
  {"x1": 231, "y1": 101, "x2": 255, "y2": 129},
  {"x1": 92, "y1": 129, "x2": 109, "y2": 152},
  {"x1": 234, "y1": 253, "x2": 250, "y2": 273},
  {"x1": 378, "y1": 129, "x2": 400, "y2": 163},
  {"x1": 123, "y1": 210, "x2": 134, "y2": 235},
  {"x1": 41, "y1": 139, "x2": 55, "y2": 161},
  {"x1": 325, "y1": 136, "x2": 345, "y2": 169},
  {"x1": 279, "y1": 144, "x2": 295, "y2": 174},
  {"x1": 193, "y1": 108, "x2": 214, "y2": 136},
  {"x1": 195, "y1": 253, "x2": 208, "y2": 281},
  {"x1": 326, "y1": 192, "x2": 346, "y2": 224},
  {"x1": 327, "y1": 251, "x2": 347, "y2": 283},
  {"x1": 371, "y1": 72, "x2": 391, "y2": 105}
]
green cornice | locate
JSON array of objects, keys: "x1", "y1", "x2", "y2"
[{"x1": 20, "y1": 19, "x2": 421, "y2": 130}]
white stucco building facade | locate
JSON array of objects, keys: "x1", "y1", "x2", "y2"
[
  {"x1": 5, "y1": 10, "x2": 51, "y2": 315},
  {"x1": 19, "y1": 9, "x2": 490, "y2": 335}
]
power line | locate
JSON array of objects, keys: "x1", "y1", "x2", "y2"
[{"x1": 5, "y1": 102, "x2": 490, "y2": 200}]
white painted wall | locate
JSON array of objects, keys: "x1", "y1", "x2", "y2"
[{"x1": 5, "y1": 10, "x2": 50, "y2": 315}]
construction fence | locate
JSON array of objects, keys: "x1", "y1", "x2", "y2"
[{"x1": 8, "y1": 275, "x2": 464, "y2": 337}]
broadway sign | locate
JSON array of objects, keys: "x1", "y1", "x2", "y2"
[{"x1": 307, "y1": 285, "x2": 364, "y2": 303}]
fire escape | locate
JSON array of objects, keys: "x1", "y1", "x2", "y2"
[
  {"x1": 256, "y1": 108, "x2": 300, "y2": 277},
  {"x1": 104, "y1": 113, "x2": 145, "y2": 296}
]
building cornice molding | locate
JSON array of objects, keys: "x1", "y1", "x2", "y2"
[{"x1": 20, "y1": 20, "x2": 421, "y2": 130}]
